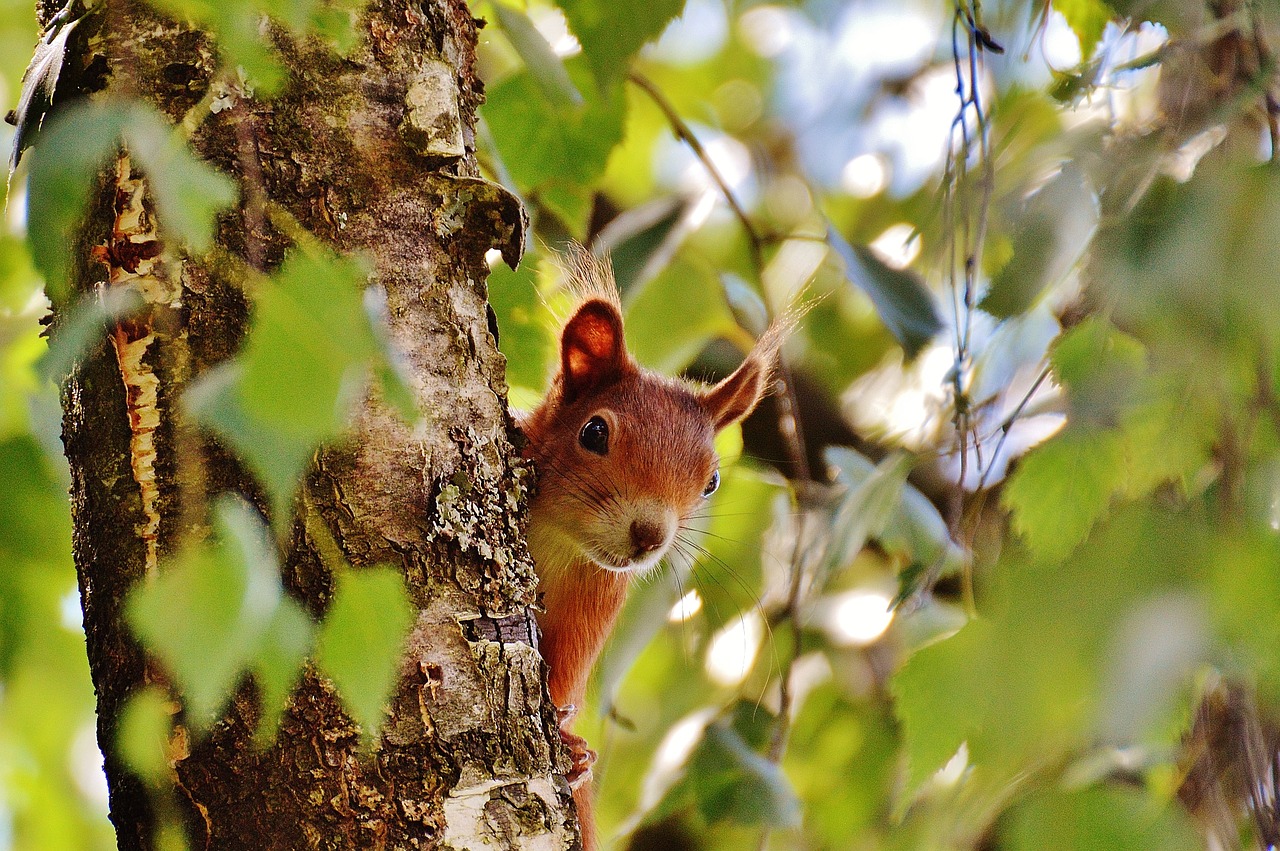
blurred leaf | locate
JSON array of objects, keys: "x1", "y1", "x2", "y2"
[
  {"x1": 128, "y1": 496, "x2": 313, "y2": 730},
  {"x1": 1049, "y1": 317, "x2": 1145, "y2": 424},
  {"x1": 624, "y1": 257, "x2": 734, "y2": 373},
  {"x1": 24, "y1": 100, "x2": 236, "y2": 301},
  {"x1": 24, "y1": 101, "x2": 132, "y2": 300},
  {"x1": 827, "y1": 226, "x2": 941, "y2": 359},
  {"x1": 117, "y1": 687, "x2": 175, "y2": 784},
  {"x1": 143, "y1": 0, "x2": 367, "y2": 92},
  {"x1": 121, "y1": 107, "x2": 239, "y2": 253},
  {"x1": 593, "y1": 196, "x2": 687, "y2": 294},
  {"x1": 492, "y1": 2, "x2": 583, "y2": 109},
  {"x1": 487, "y1": 256, "x2": 552, "y2": 393},
  {"x1": 481, "y1": 58, "x2": 626, "y2": 231},
  {"x1": 250, "y1": 597, "x2": 314, "y2": 741},
  {"x1": 184, "y1": 362, "x2": 315, "y2": 522},
  {"x1": 823, "y1": 448, "x2": 912, "y2": 573},
  {"x1": 239, "y1": 250, "x2": 373, "y2": 438},
  {"x1": 653, "y1": 702, "x2": 800, "y2": 829},
  {"x1": 981, "y1": 166, "x2": 1097, "y2": 319},
  {"x1": 1003, "y1": 426, "x2": 1126, "y2": 562},
  {"x1": 315, "y1": 566, "x2": 414, "y2": 740},
  {"x1": 892, "y1": 619, "x2": 992, "y2": 795},
  {"x1": 1007, "y1": 786, "x2": 1199, "y2": 850},
  {"x1": 1118, "y1": 371, "x2": 1214, "y2": 497},
  {"x1": 187, "y1": 249, "x2": 378, "y2": 519},
  {"x1": 37, "y1": 286, "x2": 143, "y2": 384},
  {"x1": 556, "y1": 0, "x2": 685, "y2": 84},
  {"x1": 1052, "y1": 0, "x2": 1115, "y2": 61}
]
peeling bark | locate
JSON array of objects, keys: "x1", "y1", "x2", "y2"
[{"x1": 49, "y1": 0, "x2": 576, "y2": 847}]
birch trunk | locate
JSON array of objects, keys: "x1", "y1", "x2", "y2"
[{"x1": 47, "y1": 0, "x2": 577, "y2": 846}]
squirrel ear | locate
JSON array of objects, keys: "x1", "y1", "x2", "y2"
[
  {"x1": 560, "y1": 299, "x2": 628, "y2": 403},
  {"x1": 700, "y1": 353, "x2": 772, "y2": 431}
]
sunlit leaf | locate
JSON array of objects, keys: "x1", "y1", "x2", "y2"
[
  {"x1": 1052, "y1": 0, "x2": 1115, "y2": 60},
  {"x1": 315, "y1": 566, "x2": 414, "y2": 740},
  {"x1": 624, "y1": 256, "x2": 734, "y2": 373},
  {"x1": 481, "y1": 58, "x2": 626, "y2": 232},
  {"x1": 823, "y1": 448, "x2": 912, "y2": 574},
  {"x1": 238, "y1": 250, "x2": 374, "y2": 438},
  {"x1": 827, "y1": 226, "x2": 941, "y2": 359},
  {"x1": 555, "y1": 0, "x2": 685, "y2": 84},
  {"x1": 486, "y1": 256, "x2": 552, "y2": 393},
  {"x1": 1003, "y1": 426, "x2": 1126, "y2": 562},
  {"x1": 184, "y1": 362, "x2": 315, "y2": 521}
]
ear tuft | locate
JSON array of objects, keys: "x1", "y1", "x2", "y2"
[
  {"x1": 559, "y1": 299, "x2": 628, "y2": 402},
  {"x1": 699, "y1": 309, "x2": 800, "y2": 430}
]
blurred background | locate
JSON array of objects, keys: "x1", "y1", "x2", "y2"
[{"x1": 4, "y1": 0, "x2": 1280, "y2": 846}]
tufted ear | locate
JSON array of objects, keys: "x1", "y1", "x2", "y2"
[
  {"x1": 559, "y1": 299, "x2": 629, "y2": 404},
  {"x1": 700, "y1": 352, "x2": 772, "y2": 431}
]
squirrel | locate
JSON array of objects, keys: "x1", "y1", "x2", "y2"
[{"x1": 516, "y1": 249, "x2": 789, "y2": 850}]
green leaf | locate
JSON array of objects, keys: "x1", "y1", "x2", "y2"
[
  {"x1": 315, "y1": 566, "x2": 414, "y2": 739},
  {"x1": 1049, "y1": 317, "x2": 1146, "y2": 424},
  {"x1": 1052, "y1": 0, "x2": 1115, "y2": 60},
  {"x1": 653, "y1": 702, "x2": 801, "y2": 829},
  {"x1": 38, "y1": 287, "x2": 144, "y2": 384},
  {"x1": 1007, "y1": 786, "x2": 1199, "y2": 851},
  {"x1": 238, "y1": 250, "x2": 374, "y2": 438},
  {"x1": 981, "y1": 166, "x2": 1096, "y2": 319},
  {"x1": 481, "y1": 58, "x2": 626, "y2": 229},
  {"x1": 624, "y1": 257, "x2": 734, "y2": 373},
  {"x1": 24, "y1": 100, "x2": 237, "y2": 301},
  {"x1": 116, "y1": 687, "x2": 175, "y2": 784},
  {"x1": 823, "y1": 449, "x2": 913, "y2": 573},
  {"x1": 128, "y1": 497, "x2": 313, "y2": 730},
  {"x1": 486, "y1": 257, "x2": 552, "y2": 393},
  {"x1": 891, "y1": 619, "x2": 992, "y2": 796},
  {"x1": 1002, "y1": 426, "x2": 1126, "y2": 562},
  {"x1": 143, "y1": 0, "x2": 367, "y2": 92},
  {"x1": 555, "y1": 0, "x2": 685, "y2": 84},
  {"x1": 186, "y1": 249, "x2": 379, "y2": 519},
  {"x1": 492, "y1": 3, "x2": 583, "y2": 109},
  {"x1": 827, "y1": 225, "x2": 942, "y2": 359},
  {"x1": 24, "y1": 101, "x2": 132, "y2": 300},
  {"x1": 122, "y1": 108, "x2": 239, "y2": 253},
  {"x1": 183, "y1": 362, "x2": 314, "y2": 521}
]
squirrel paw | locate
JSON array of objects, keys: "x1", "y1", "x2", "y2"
[{"x1": 559, "y1": 727, "x2": 597, "y2": 790}]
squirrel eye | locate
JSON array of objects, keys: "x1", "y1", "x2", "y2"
[
  {"x1": 579, "y1": 415, "x2": 609, "y2": 455},
  {"x1": 703, "y1": 469, "x2": 720, "y2": 498}
]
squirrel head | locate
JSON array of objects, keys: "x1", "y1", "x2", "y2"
[{"x1": 521, "y1": 254, "x2": 786, "y2": 578}]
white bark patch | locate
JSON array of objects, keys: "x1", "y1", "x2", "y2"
[
  {"x1": 442, "y1": 776, "x2": 571, "y2": 850},
  {"x1": 96, "y1": 154, "x2": 179, "y2": 578}
]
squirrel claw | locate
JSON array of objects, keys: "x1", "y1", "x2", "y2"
[{"x1": 559, "y1": 727, "x2": 597, "y2": 789}]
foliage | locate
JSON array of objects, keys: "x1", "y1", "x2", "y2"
[{"x1": 4, "y1": 0, "x2": 1280, "y2": 847}]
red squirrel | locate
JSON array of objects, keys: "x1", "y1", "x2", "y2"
[{"x1": 516, "y1": 251, "x2": 787, "y2": 849}]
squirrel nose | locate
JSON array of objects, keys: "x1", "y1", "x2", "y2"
[{"x1": 630, "y1": 519, "x2": 667, "y2": 556}]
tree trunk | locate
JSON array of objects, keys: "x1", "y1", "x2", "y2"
[{"x1": 49, "y1": 0, "x2": 577, "y2": 847}]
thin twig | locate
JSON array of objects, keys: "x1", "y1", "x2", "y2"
[
  {"x1": 975, "y1": 364, "x2": 1052, "y2": 492},
  {"x1": 627, "y1": 70, "x2": 766, "y2": 272}
]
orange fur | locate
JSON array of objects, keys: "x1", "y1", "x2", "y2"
[{"x1": 517, "y1": 250, "x2": 788, "y2": 850}]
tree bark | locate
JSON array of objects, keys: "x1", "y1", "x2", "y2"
[{"x1": 49, "y1": 0, "x2": 577, "y2": 847}]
